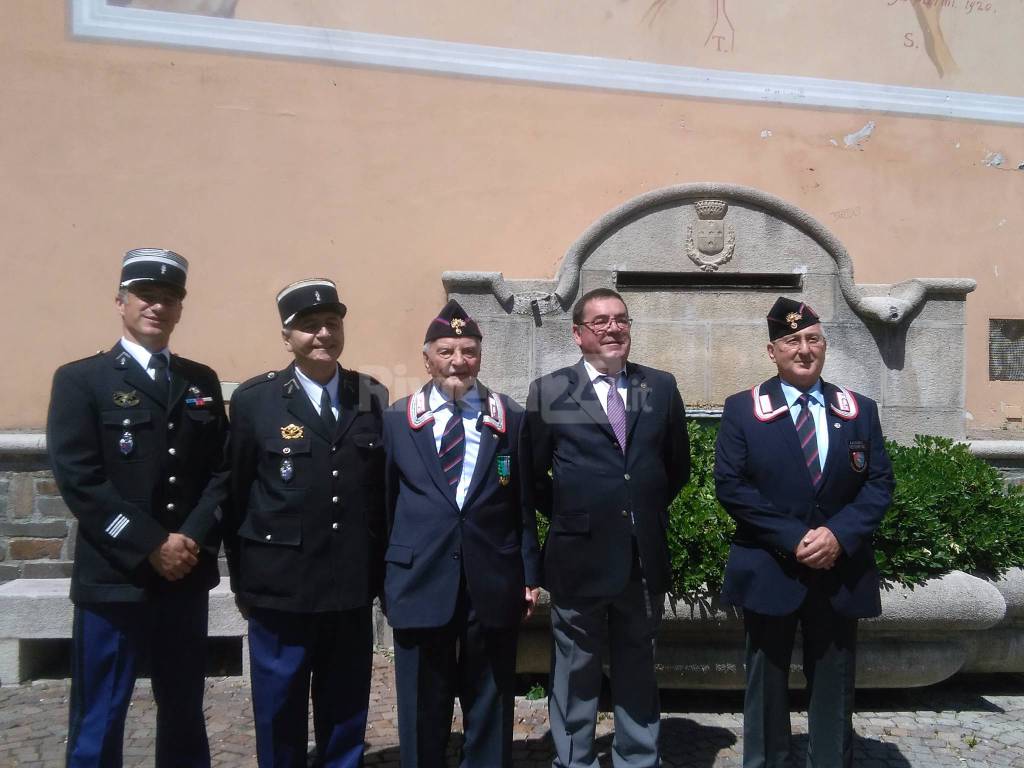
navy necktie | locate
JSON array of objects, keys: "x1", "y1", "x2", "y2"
[
  {"x1": 796, "y1": 393, "x2": 822, "y2": 486},
  {"x1": 320, "y1": 387, "x2": 336, "y2": 433},
  {"x1": 439, "y1": 402, "x2": 465, "y2": 488},
  {"x1": 148, "y1": 354, "x2": 168, "y2": 400}
]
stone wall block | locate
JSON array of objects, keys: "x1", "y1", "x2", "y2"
[
  {"x1": 33, "y1": 477, "x2": 59, "y2": 497},
  {"x1": 707, "y1": 324, "x2": 778, "y2": 404},
  {"x1": 34, "y1": 496, "x2": 71, "y2": 520},
  {"x1": 0, "y1": 521, "x2": 68, "y2": 538},
  {"x1": 9, "y1": 539, "x2": 63, "y2": 560},
  {"x1": 0, "y1": 564, "x2": 20, "y2": 582},
  {"x1": 881, "y1": 407, "x2": 966, "y2": 445},
  {"x1": 530, "y1": 320, "x2": 580, "y2": 383},
  {"x1": 882, "y1": 325, "x2": 965, "y2": 409},
  {"x1": 66, "y1": 520, "x2": 78, "y2": 560},
  {"x1": 627, "y1": 323, "x2": 709, "y2": 403},
  {"x1": 21, "y1": 562, "x2": 74, "y2": 579},
  {"x1": 818, "y1": 324, "x2": 883, "y2": 402},
  {"x1": 473, "y1": 316, "x2": 534, "y2": 404},
  {"x1": 7, "y1": 475, "x2": 33, "y2": 519}
]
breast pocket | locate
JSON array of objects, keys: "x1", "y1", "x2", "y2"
[
  {"x1": 102, "y1": 409, "x2": 152, "y2": 464},
  {"x1": 264, "y1": 437, "x2": 312, "y2": 490}
]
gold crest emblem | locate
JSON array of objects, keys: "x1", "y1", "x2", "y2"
[
  {"x1": 785, "y1": 311, "x2": 802, "y2": 330},
  {"x1": 280, "y1": 424, "x2": 304, "y2": 440},
  {"x1": 450, "y1": 318, "x2": 466, "y2": 335},
  {"x1": 112, "y1": 390, "x2": 140, "y2": 408}
]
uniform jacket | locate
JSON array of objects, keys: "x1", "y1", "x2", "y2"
[
  {"x1": 382, "y1": 384, "x2": 541, "y2": 630},
  {"x1": 224, "y1": 363, "x2": 388, "y2": 613},
  {"x1": 47, "y1": 343, "x2": 229, "y2": 604},
  {"x1": 523, "y1": 360, "x2": 691, "y2": 599},
  {"x1": 715, "y1": 376, "x2": 894, "y2": 618}
]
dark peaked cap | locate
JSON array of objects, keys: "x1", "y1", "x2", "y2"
[
  {"x1": 276, "y1": 279, "x2": 347, "y2": 326},
  {"x1": 424, "y1": 299, "x2": 482, "y2": 343},
  {"x1": 120, "y1": 248, "x2": 188, "y2": 297},
  {"x1": 767, "y1": 296, "x2": 821, "y2": 341}
]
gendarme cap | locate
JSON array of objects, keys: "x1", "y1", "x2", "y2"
[
  {"x1": 276, "y1": 279, "x2": 347, "y2": 326},
  {"x1": 767, "y1": 296, "x2": 821, "y2": 341},
  {"x1": 120, "y1": 248, "x2": 188, "y2": 297}
]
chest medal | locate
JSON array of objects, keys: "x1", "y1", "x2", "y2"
[
  {"x1": 119, "y1": 431, "x2": 134, "y2": 456},
  {"x1": 280, "y1": 458, "x2": 294, "y2": 483}
]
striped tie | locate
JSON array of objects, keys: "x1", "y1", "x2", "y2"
[
  {"x1": 600, "y1": 375, "x2": 627, "y2": 454},
  {"x1": 795, "y1": 393, "x2": 822, "y2": 486},
  {"x1": 439, "y1": 402, "x2": 465, "y2": 488}
]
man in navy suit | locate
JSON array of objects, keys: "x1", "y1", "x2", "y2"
[
  {"x1": 715, "y1": 297, "x2": 894, "y2": 768},
  {"x1": 382, "y1": 299, "x2": 541, "y2": 768},
  {"x1": 524, "y1": 287, "x2": 691, "y2": 768},
  {"x1": 225, "y1": 279, "x2": 388, "y2": 768},
  {"x1": 48, "y1": 249, "x2": 229, "y2": 767}
]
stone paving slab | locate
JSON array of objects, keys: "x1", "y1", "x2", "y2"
[{"x1": 2, "y1": 654, "x2": 1023, "y2": 767}]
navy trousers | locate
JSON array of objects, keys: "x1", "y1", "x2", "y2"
[
  {"x1": 248, "y1": 606, "x2": 373, "y2": 768},
  {"x1": 66, "y1": 590, "x2": 211, "y2": 768},
  {"x1": 392, "y1": 585, "x2": 519, "y2": 768}
]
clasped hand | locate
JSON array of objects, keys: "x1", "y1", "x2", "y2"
[
  {"x1": 794, "y1": 527, "x2": 840, "y2": 570},
  {"x1": 148, "y1": 533, "x2": 199, "y2": 581}
]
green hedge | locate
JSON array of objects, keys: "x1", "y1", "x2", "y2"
[{"x1": 666, "y1": 425, "x2": 1024, "y2": 599}]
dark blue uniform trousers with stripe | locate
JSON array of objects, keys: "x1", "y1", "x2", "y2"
[
  {"x1": 247, "y1": 605, "x2": 373, "y2": 768},
  {"x1": 66, "y1": 590, "x2": 210, "y2": 768}
]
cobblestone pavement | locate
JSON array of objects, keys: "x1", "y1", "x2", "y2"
[{"x1": 2, "y1": 654, "x2": 1023, "y2": 767}]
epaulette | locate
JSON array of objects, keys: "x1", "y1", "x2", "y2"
[{"x1": 235, "y1": 370, "x2": 281, "y2": 394}]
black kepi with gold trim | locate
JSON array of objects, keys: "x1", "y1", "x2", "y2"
[
  {"x1": 276, "y1": 278, "x2": 347, "y2": 326},
  {"x1": 424, "y1": 299, "x2": 482, "y2": 343},
  {"x1": 767, "y1": 296, "x2": 820, "y2": 341}
]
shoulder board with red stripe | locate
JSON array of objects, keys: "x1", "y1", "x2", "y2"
[
  {"x1": 407, "y1": 389, "x2": 435, "y2": 430},
  {"x1": 750, "y1": 383, "x2": 789, "y2": 423},
  {"x1": 481, "y1": 391, "x2": 506, "y2": 434},
  {"x1": 828, "y1": 385, "x2": 859, "y2": 420}
]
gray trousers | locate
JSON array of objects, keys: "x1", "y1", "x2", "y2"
[
  {"x1": 742, "y1": 587, "x2": 858, "y2": 768},
  {"x1": 548, "y1": 569, "x2": 663, "y2": 768}
]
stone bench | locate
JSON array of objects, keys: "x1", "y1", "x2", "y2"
[{"x1": 0, "y1": 578, "x2": 246, "y2": 686}]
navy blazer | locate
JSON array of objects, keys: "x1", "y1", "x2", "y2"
[
  {"x1": 715, "y1": 376, "x2": 894, "y2": 618},
  {"x1": 383, "y1": 384, "x2": 541, "y2": 630},
  {"x1": 523, "y1": 360, "x2": 691, "y2": 599},
  {"x1": 47, "y1": 343, "x2": 229, "y2": 604},
  {"x1": 224, "y1": 364, "x2": 388, "y2": 613}
]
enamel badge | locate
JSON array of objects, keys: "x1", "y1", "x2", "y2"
[
  {"x1": 119, "y1": 431, "x2": 134, "y2": 456},
  {"x1": 849, "y1": 440, "x2": 868, "y2": 473},
  {"x1": 281, "y1": 424, "x2": 304, "y2": 439},
  {"x1": 280, "y1": 458, "x2": 294, "y2": 482},
  {"x1": 496, "y1": 455, "x2": 511, "y2": 487},
  {"x1": 112, "y1": 391, "x2": 140, "y2": 408}
]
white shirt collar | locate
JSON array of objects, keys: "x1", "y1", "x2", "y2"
[
  {"x1": 294, "y1": 365, "x2": 340, "y2": 407},
  {"x1": 119, "y1": 337, "x2": 169, "y2": 370},
  {"x1": 582, "y1": 360, "x2": 625, "y2": 384},
  {"x1": 779, "y1": 378, "x2": 824, "y2": 409},
  {"x1": 428, "y1": 383, "x2": 481, "y2": 413}
]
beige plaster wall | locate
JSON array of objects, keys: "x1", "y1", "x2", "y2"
[{"x1": 2, "y1": 0, "x2": 1022, "y2": 430}]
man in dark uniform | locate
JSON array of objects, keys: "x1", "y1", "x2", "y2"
[
  {"x1": 224, "y1": 279, "x2": 388, "y2": 768},
  {"x1": 523, "y1": 287, "x2": 691, "y2": 768},
  {"x1": 382, "y1": 300, "x2": 541, "y2": 768},
  {"x1": 47, "y1": 248, "x2": 229, "y2": 768},
  {"x1": 714, "y1": 297, "x2": 894, "y2": 768}
]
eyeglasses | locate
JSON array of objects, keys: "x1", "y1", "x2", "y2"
[
  {"x1": 777, "y1": 333, "x2": 825, "y2": 349},
  {"x1": 578, "y1": 315, "x2": 633, "y2": 333}
]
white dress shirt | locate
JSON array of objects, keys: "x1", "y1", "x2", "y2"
[
  {"x1": 429, "y1": 383, "x2": 482, "y2": 509},
  {"x1": 293, "y1": 365, "x2": 340, "y2": 422},
  {"x1": 582, "y1": 360, "x2": 627, "y2": 417},
  {"x1": 119, "y1": 337, "x2": 170, "y2": 382}
]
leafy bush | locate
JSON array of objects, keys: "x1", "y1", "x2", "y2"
[{"x1": 664, "y1": 427, "x2": 1024, "y2": 599}]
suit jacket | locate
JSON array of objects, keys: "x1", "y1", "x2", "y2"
[
  {"x1": 382, "y1": 383, "x2": 541, "y2": 630},
  {"x1": 715, "y1": 376, "x2": 894, "y2": 618},
  {"x1": 523, "y1": 359, "x2": 691, "y2": 599},
  {"x1": 47, "y1": 343, "x2": 229, "y2": 604},
  {"x1": 224, "y1": 363, "x2": 388, "y2": 613}
]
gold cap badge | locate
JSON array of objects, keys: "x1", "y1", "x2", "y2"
[
  {"x1": 785, "y1": 311, "x2": 802, "y2": 330},
  {"x1": 280, "y1": 424, "x2": 304, "y2": 440}
]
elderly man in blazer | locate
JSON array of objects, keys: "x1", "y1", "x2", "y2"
[
  {"x1": 715, "y1": 297, "x2": 894, "y2": 768},
  {"x1": 382, "y1": 299, "x2": 541, "y2": 768},
  {"x1": 524, "y1": 287, "x2": 691, "y2": 768},
  {"x1": 48, "y1": 249, "x2": 229, "y2": 767},
  {"x1": 225, "y1": 279, "x2": 388, "y2": 768}
]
